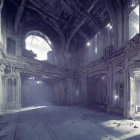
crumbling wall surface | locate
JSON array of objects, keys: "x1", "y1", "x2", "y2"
[{"x1": 78, "y1": 34, "x2": 140, "y2": 118}]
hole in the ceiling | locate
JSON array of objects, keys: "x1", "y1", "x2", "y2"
[{"x1": 25, "y1": 34, "x2": 52, "y2": 61}]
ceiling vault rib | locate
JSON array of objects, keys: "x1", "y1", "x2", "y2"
[
  {"x1": 8, "y1": 0, "x2": 111, "y2": 52},
  {"x1": 103, "y1": 0, "x2": 116, "y2": 26},
  {"x1": 29, "y1": 0, "x2": 67, "y2": 24},
  {"x1": 65, "y1": 0, "x2": 100, "y2": 51},
  {"x1": 27, "y1": 1, "x2": 66, "y2": 50},
  {"x1": 14, "y1": 0, "x2": 26, "y2": 33}
]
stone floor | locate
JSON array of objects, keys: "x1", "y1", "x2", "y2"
[{"x1": 0, "y1": 105, "x2": 140, "y2": 140}]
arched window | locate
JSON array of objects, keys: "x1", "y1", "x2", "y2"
[
  {"x1": 25, "y1": 32, "x2": 52, "y2": 61},
  {"x1": 129, "y1": 4, "x2": 139, "y2": 39}
]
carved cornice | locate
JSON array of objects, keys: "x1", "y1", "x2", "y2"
[{"x1": 2, "y1": 55, "x2": 75, "y2": 79}]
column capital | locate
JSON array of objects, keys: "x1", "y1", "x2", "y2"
[{"x1": 0, "y1": 64, "x2": 5, "y2": 73}]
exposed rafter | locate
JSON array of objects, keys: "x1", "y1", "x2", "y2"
[
  {"x1": 8, "y1": 0, "x2": 111, "y2": 52},
  {"x1": 29, "y1": 0, "x2": 67, "y2": 24},
  {"x1": 65, "y1": 0, "x2": 100, "y2": 51},
  {"x1": 26, "y1": 1, "x2": 66, "y2": 50},
  {"x1": 63, "y1": 0, "x2": 98, "y2": 31}
]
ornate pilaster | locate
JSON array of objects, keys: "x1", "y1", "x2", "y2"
[
  {"x1": 0, "y1": 63, "x2": 5, "y2": 113},
  {"x1": 106, "y1": 63, "x2": 113, "y2": 112},
  {"x1": 2, "y1": 65, "x2": 21, "y2": 112},
  {"x1": 123, "y1": 69, "x2": 131, "y2": 118}
]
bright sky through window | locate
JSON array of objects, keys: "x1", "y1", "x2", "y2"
[
  {"x1": 25, "y1": 35, "x2": 52, "y2": 60},
  {"x1": 129, "y1": 5, "x2": 139, "y2": 39}
]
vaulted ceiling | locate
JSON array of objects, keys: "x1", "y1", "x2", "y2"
[{"x1": 4, "y1": 0, "x2": 127, "y2": 52}]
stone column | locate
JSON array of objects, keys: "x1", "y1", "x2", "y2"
[
  {"x1": 54, "y1": 82, "x2": 59, "y2": 104},
  {"x1": 16, "y1": 73, "x2": 21, "y2": 109},
  {"x1": 81, "y1": 75, "x2": 87, "y2": 106},
  {"x1": 60, "y1": 79, "x2": 65, "y2": 105},
  {"x1": 3, "y1": 76, "x2": 7, "y2": 112},
  {"x1": 65, "y1": 78, "x2": 73, "y2": 105},
  {"x1": 123, "y1": 69, "x2": 132, "y2": 118},
  {"x1": 53, "y1": 77, "x2": 78, "y2": 106},
  {"x1": 124, "y1": 70, "x2": 136, "y2": 118},
  {"x1": 106, "y1": 66, "x2": 113, "y2": 112},
  {"x1": 2, "y1": 68, "x2": 22, "y2": 113},
  {"x1": 0, "y1": 64, "x2": 5, "y2": 113}
]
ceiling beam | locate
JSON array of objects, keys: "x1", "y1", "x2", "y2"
[
  {"x1": 29, "y1": 0, "x2": 89, "y2": 51},
  {"x1": 14, "y1": 0, "x2": 26, "y2": 33},
  {"x1": 26, "y1": 4, "x2": 66, "y2": 50},
  {"x1": 29, "y1": 0, "x2": 68, "y2": 24},
  {"x1": 72, "y1": 0, "x2": 99, "y2": 27},
  {"x1": 29, "y1": 0, "x2": 66, "y2": 49},
  {"x1": 65, "y1": 0, "x2": 100, "y2": 51}
]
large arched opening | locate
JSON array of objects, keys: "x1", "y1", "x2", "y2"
[
  {"x1": 23, "y1": 31, "x2": 53, "y2": 61},
  {"x1": 21, "y1": 31, "x2": 55, "y2": 108}
]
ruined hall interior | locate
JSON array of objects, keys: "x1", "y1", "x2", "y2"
[{"x1": 1, "y1": 0, "x2": 140, "y2": 140}]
